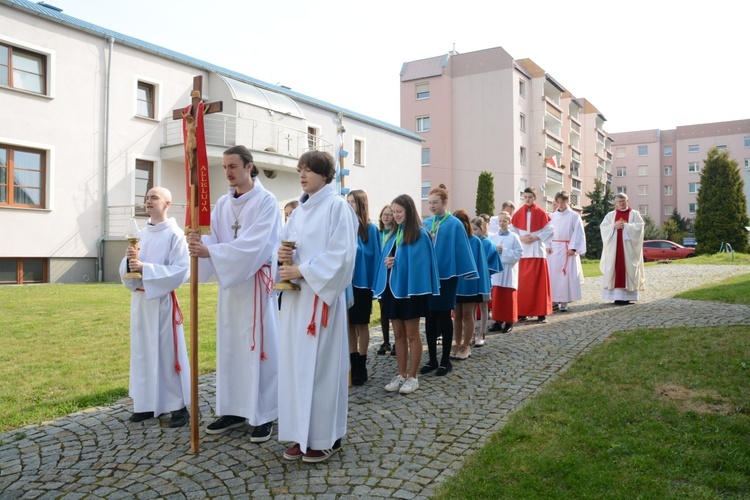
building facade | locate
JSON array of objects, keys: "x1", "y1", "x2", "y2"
[
  {"x1": 609, "y1": 120, "x2": 750, "y2": 224},
  {"x1": 1, "y1": 0, "x2": 422, "y2": 284},
  {"x1": 400, "y1": 47, "x2": 612, "y2": 217}
]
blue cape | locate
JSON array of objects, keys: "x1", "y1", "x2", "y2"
[
  {"x1": 457, "y1": 235, "x2": 491, "y2": 296},
  {"x1": 423, "y1": 214, "x2": 478, "y2": 280},
  {"x1": 373, "y1": 226, "x2": 441, "y2": 299},
  {"x1": 480, "y1": 236, "x2": 503, "y2": 273},
  {"x1": 353, "y1": 222, "x2": 382, "y2": 289}
]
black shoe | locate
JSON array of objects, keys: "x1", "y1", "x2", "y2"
[
  {"x1": 390, "y1": 345, "x2": 397, "y2": 356},
  {"x1": 435, "y1": 363, "x2": 452, "y2": 376},
  {"x1": 377, "y1": 343, "x2": 391, "y2": 355},
  {"x1": 501, "y1": 322, "x2": 514, "y2": 333},
  {"x1": 350, "y1": 353, "x2": 364, "y2": 386},
  {"x1": 205, "y1": 415, "x2": 247, "y2": 435},
  {"x1": 169, "y1": 407, "x2": 189, "y2": 428},
  {"x1": 488, "y1": 322, "x2": 502, "y2": 332},
  {"x1": 419, "y1": 362, "x2": 438, "y2": 375},
  {"x1": 537, "y1": 316, "x2": 548, "y2": 323},
  {"x1": 129, "y1": 411, "x2": 154, "y2": 423},
  {"x1": 250, "y1": 421, "x2": 274, "y2": 443},
  {"x1": 518, "y1": 316, "x2": 528, "y2": 322},
  {"x1": 614, "y1": 300, "x2": 632, "y2": 306}
]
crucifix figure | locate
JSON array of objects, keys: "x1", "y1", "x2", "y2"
[
  {"x1": 170, "y1": 75, "x2": 222, "y2": 454},
  {"x1": 231, "y1": 220, "x2": 241, "y2": 240}
]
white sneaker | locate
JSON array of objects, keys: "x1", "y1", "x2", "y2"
[
  {"x1": 559, "y1": 302, "x2": 568, "y2": 312},
  {"x1": 384, "y1": 375, "x2": 405, "y2": 392},
  {"x1": 399, "y1": 377, "x2": 419, "y2": 394}
]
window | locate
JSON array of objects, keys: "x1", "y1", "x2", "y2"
[
  {"x1": 416, "y1": 82, "x2": 429, "y2": 100},
  {"x1": 664, "y1": 145, "x2": 672, "y2": 156},
  {"x1": 519, "y1": 113, "x2": 526, "y2": 132},
  {"x1": 688, "y1": 182, "x2": 700, "y2": 193},
  {"x1": 136, "y1": 81, "x2": 155, "y2": 119},
  {"x1": 688, "y1": 144, "x2": 699, "y2": 152},
  {"x1": 0, "y1": 144, "x2": 46, "y2": 208},
  {"x1": 616, "y1": 167, "x2": 626, "y2": 177},
  {"x1": 519, "y1": 79, "x2": 525, "y2": 97},
  {"x1": 0, "y1": 258, "x2": 47, "y2": 285},
  {"x1": 572, "y1": 179, "x2": 582, "y2": 190},
  {"x1": 353, "y1": 139, "x2": 364, "y2": 165},
  {"x1": 617, "y1": 186, "x2": 627, "y2": 194},
  {"x1": 615, "y1": 147, "x2": 626, "y2": 158},
  {"x1": 638, "y1": 165, "x2": 648, "y2": 176},
  {"x1": 0, "y1": 42, "x2": 47, "y2": 94},
  {"x1": 688, "y1": 162, "x2": 700, "y2": 173},
  {"x1": 664, "y1": 205, "x2": 673, "y2": 215},
  {"x1": 745, "y1": 158, "x2": 750, "y2": 169},
  {"x1": 639, "y1": 205, "x2": 649, "y2": 215},
  {"x1": 664, "y1": 185, "x2": 673, "y2": 196},
  {"x1": 520, "y1": 147, "x2": 527, "y2": 165},
  {"x1": 638, "y1": 185, "x2": 648, "y2": 196},
  {"x1": 416, "y1": 116, "x2": 430, "y2": 133},
  {"x1": 421, "y1": 148, "x2": 430, "y2": 166},
  {"x1": 689, "y1": 203, "x2": 698, "y2": 214},
  {"x1": 717, "y1": 145, "x2": 727, "y2": 150},
  {"x1": 637, "y1": 145, "x2": 648, "y2": 156},
  {"x1": 745, "y1": 137, "x2": 750, "y2": 148},
  {"x1": 421, "y1": 180, "x2": 431, "y2": 200},
  {"x1": 307, "y1": 127, "x2": 318, "y2": 150},
  {"x1": 134, "y1": 159, "x2": 153, "y2": 215},
  {"x1": 664, "y1": 165, "x2": 673, "y2": 176},
  {"x1": 570, "y1": 194, "x2": 578, "y2": 206}
]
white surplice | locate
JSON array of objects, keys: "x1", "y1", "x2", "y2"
[
  {"x1": 548, "y1": 208, "x2": 587, "y2": 303},
  {"x1": 600, "y1": 208, "x2": 645, "y2": 301},
  {"x1": 489, "y1": 231, "x2": 523, "y2": 289},
  {"x1": 120, "y1": 217, "x2": 191, "y2": 416},
  {"x1": 197, "y1": 179, "x2": 281, "y2": 425},
  {"x1": 277, "y1": 184, "x2": 357, "y2": 453}
]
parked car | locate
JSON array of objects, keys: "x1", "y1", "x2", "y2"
[{"x1": 643, "y1": 240, "x2": 696, "y2": 262}]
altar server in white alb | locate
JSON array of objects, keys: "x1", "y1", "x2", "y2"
[
  {"x1": 121, "y1": 187, "x2": 191, "y2": 428},
  {"x1": 547, "y1": 191, "x2": 587, "y2": 312},
  {"x1": 277, "y1": 150, "x2": 357, "y2": 464},
  {"x1": 187, "y1": 145, "x2": 281, "y2": 443}
]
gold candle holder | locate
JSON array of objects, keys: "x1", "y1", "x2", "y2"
[
  {"x1": 122, "y1": 236, "x2": 142, "y2": 279},
  {"x1": 273, "y1": 241, "x2": 300, "y2": 291}
]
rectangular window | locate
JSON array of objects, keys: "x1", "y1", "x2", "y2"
[
  {"x1": 688, "y1": 162, "x2": 700, "y2": 173},
  {"x1": 664, "y1": 185, "x2": 673, "y2": 196},
  {"x1": 664, "y1": 165, "x2": 673, "y2": 176},
  {"x1": 519, "y1": 79, "x2": 525, "y2": 97},
  {"x1": 637, "y1": 145, "x2": 648, "y2": 156},
  {"x1": 616, "y1": 167, "x2": 626, "y2": 177},
  {"x1": 638, "y1": 205, "x2": 649, "y2": 215},
  {"x1": 688, "y1": 182, "x2": 700, "y2": 193},
  {"x1": 421, "y1": 148, "x2": 430, "y2": 166},
  {"x1": 519, "y1": 113, "x2": 526, "y2": 132},
  {"x1": 638, "y1": 165, "x2": 648, "y2": 176},
  {"x1": 638, "y1": 185, "x2": 648, "y2": 196},
  {"x1": 416, "y1": 82, "x2": 429, "y2": 100},
  {"x1": 353, "y1": 139, "x2": 364, "y2": 165},
  {"x1": 689, "y1": 203, "x2": 698, "y2": 214},
  {"x1": 520, "y1": 146, "x2": 527, "y2": 165},
  {"x1": 745, "y1": 158, "x2": 750, "y2": 169},
  {"x1": 307, "y1": 127, "x2": 318, "y2": 150},
  {"x1": 615, "y1": 147, "x2": 626, "y2": 158},
  {"x1": 0, "y1": 258, "x2": 47, "y2": 285},
  {"x1": 134, "y1": 159, "x2": 153, "y2": 215},
  {"x1": 664, "y1": 204, "x2": 673, "y2": 215},
  {"x1": 0, "y1": 144, "x2": 46, "y2": 208},
  {"x1": 572, "y1": 179, "x2": 582, "y2": 190},
  {"x1": 617, "y1": 186, "x2": 627, "y2": 194},
  {"x1": 416, "y1": 116, "x2": 430, "y2": 133},
  {"x1": 421, "y1": 180, "x2": 431, "y2": 200},
  {"x1": 664, "y1": 145, "x2": 672, "y2": 156},
  {"x1": 717, "y1": 145, "x2": 727, "y2": 150},
  {"x1": 745, "y1": 137, "x2": 750, "y2": 148},
  {"x1": 137, "y1": 81, "x2": 155, "y2": 118},
  {"x1": 0, "y1": 42, "x2": 47, "y2": 94},
  {"x1": 688, "y1": 144, "x2": 699, "y2": 152},
  {"x1": 570, "y1": 194, "x2": 578, "y2": 206}
]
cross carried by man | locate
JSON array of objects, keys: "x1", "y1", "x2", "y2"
[{"x1": 171, "y1": 75, "x2": 222, "y2": 453}]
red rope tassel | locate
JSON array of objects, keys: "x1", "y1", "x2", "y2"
[
  {"x1": 252, "y1": 265, "x2": 273, "y2": 360},
  {"x1": 307, "y1": 295, "x2": 329, "y2": 336},
  {"x1": 170, "y1": 290, "x2": 184, "y2": 374}
]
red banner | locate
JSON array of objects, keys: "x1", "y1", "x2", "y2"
[{"x1": 182, "y1": 102, "x2": 211, "y2": 233}]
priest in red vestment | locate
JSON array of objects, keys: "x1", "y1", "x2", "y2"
[{"x1": 599, "y1": 193, "x2": 645, "y2": 304}]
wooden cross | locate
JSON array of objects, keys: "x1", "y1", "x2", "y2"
[{"x1": 171, "y1": 75, "x2": 222, "y2": 454}]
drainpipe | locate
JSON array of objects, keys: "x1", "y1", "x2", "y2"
[{"x1": 98, "y1": 35, "x2": 115, "y2": 282}]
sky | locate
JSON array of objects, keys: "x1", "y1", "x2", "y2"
[{"x1": 47, "y1": 0, "x2": 750, "y2": 134}]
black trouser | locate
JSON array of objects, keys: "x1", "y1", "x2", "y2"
[
  {"x1": 379, "y1": 299, "x2": 390, "y2": 345},
  {"x1": 425, "y1": 309, "x2": 452, "y2": 367}
]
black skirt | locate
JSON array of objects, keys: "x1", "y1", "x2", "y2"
[
  {"x1": 380, "y1": 282, "x2": 431, "y2": 321},
  {"x1": 456, "y1": 294, "x2": 482, "y2": 304},
  {"x1": 348, "y1": 287, "x2": 374, "y2": 324}
]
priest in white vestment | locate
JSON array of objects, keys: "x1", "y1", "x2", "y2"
[
  {"x1": 547, "y1": 191, "x2": 587, "y2": 311},
  {"x1": 188, "y1": 146, "x2": 281, "y2": 441},
  {"x1": 277, "y1": 150, "x2": 357, "y2": 463},
  {"x1": 599, "y1": 193, "x2": 645, "y2": 304},
  {"x1": 121, "y1": 187, "x2": 191, "y2": 427}
]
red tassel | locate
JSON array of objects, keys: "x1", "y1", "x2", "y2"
[
  {"x1": 175, "y1": 362, "x2": 181, "y2": 373},
  {"x1": 260, "y1": 351, "x2": 267, "y2": 361}
]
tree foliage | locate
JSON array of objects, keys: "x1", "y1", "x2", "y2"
[
  {"x1": 643, "y1": 214, "x2": 662, "y2": 240},
  {"x1": 694, "y1": 148, "x2": 749, "y2": 254},
  {"x1": 475, "y1": 171, "x2": 495, "y2": 217},
  {"x1": 669, "y1": 208, "x2": 691, "y2": 233},
  {"x1": 581, "y1": 179, "x2": 614, "y2": 259},
  {"x1": 661, "y1": 219, "x2": 686, "y2": 243}
]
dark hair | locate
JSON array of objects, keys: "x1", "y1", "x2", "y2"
[
  {"x1": 223, "y1": 145, "x2": 259, "y2": 177},
  {"x1": 390, "y1": 194, "x2": 423, "y2": 245},
  {"x1": 453, "y1": 209, "x2": 473, "y2": 238},
  {"x1": 348, "y1": 189, "x2": 371, "y2": 242},
  {"x1": 378, "y1": 205, "x2": 393, "y2": 232},
  {"x1": 555, "y1": 190, "x2": 569, "y2": 202},
  {"x1": 429, "y1": 183, "x2": 449, "y2": 203},
  {"x1": 472, "y1": 216, "x2": 487, "y2": 235},
  {"x1": 523, "y1": 187, "x2": 537, "y2": 198},
  {"x1": 298, "y1": 151, "x2": 335, "y2": 184},
  {"x1": 284, "y1": 200, "x2": 299, "y2": 210}
]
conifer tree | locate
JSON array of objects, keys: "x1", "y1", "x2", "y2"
[
  {"x1": 581, "y1": 179, "x2": 614, "y2": 259},
  {"x1": 643, "y1": 214, "x2": 662, "y2": 240},
  {"x1": 694, "y1": 147, "x2": 749, "y2": 254},
  {"x1": 475, "y1": 171, "x2": 495, "y2": 217}
]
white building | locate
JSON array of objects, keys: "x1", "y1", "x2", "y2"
[{"x1": 1, "y1": 0, "x2": 422, "y2": 284}]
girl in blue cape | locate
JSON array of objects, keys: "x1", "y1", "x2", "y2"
[
  {"x1": 373, "y1": 194, "x2": 440, "y2": 395},
  {"x1": 421, "y1": 185, "x2": 478, "y2": 377},
  {"x1": 471, "y1": 216, "x2": 502, "y2": 346},
  {"x1": 376, "y1": 205, "x2": 395, "y2": 357}
]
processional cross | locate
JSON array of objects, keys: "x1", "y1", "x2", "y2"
[{"x1": 171, "y1": 76, "x2": 222, "y2": 453}]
